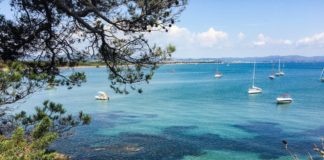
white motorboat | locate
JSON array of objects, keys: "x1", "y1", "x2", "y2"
[
  {"x1": 276, "y1": 94, "x2": 293, "y2": 104},
  {"x1": 214, "y1": 72, "x2": 222, "y2": 78},
  {"x1": 95, "y1": 91, "x2": 109, "y2": 100},
  {"x1": 248, "y1": 62, "x2": 262, "y2": 94}
]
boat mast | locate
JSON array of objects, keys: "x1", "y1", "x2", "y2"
[
  {"x1": 272, "y1": 62, "x2": 274, "y2": 74},
  {"x1": 278, "y1": 59, "x2": 281, "y2": 72},
  {"x1": 321, "y1": 68, "x2": 324, "y2": 80},
  {"x1": 216, "y1": 62, "x2": 219, "y2": 73},
  {"x1": 252, "y1": 62, "x2": 256, "y2": 87}
]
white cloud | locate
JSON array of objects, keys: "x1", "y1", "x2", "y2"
[
  {"x1": 196, "y1": 28, "x2": 228, "y2": 47},
  {"x1": 279, "y1": 39, "x2": 293, "y2": 45},
  {"x1": 238, "y1": 32, "x2": 245, "y2": 40},
  {"x1": 146, "y1": 29, "x2": 324, "y2": 58},
  {"x1": 145, "y1": 26, "x2": 229, "y2": 57},
  {"x1": 297, "y1": 32, "x2": 324, "y2": 46},
  {"x1": 147, "y1": 25, "x2": 228, "y2": 48},
  {"x1": 253, "y1": 34, "x2": 267, "y2": 46},
  {"x1": 168, "y1": 25, "x2": 192, "y2": 39},
  {"x1": 253, "y1": 33, "x2": 292, "y2": 46}
]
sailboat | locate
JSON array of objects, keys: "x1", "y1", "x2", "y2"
[
  {"x1": 248, "y1": 62, "x2": 262, "y2": 94},
  {"x1": 282, "y1": 63, "x2": 285, "y2": 76},
  {"x1": 268, "y1": 63, "x2": 275, "y2": 80},
  {"x1": 320, "y1": 68, "x2": 324, "y2": 82},
  {"x1": 214, "y1": 62, "x2": 222, "y2": 78},
  {"x1": 275, "y1": 59, "x2": 285, "y2": 76}
]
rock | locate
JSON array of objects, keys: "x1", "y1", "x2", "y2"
[{"x1": 54, "y1": 153, "x2": 70, "y2": 160}]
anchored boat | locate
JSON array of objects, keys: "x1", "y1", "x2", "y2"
[
  {"x1": 248, "y1": 62, "x2": 262, "y2": 94},
  {"x1": 95, "y1": 91, "x2": 109, "y2": 100},
  {"x1": 275, "y1": 59, "x2": 285, "y2": 76},
  {"x1": 276, "y1": 94, "x2": 293, "y2": 104},
  {"x1": 320, "y1": 68, "x2": 324, "y2": 82},
  {"x1": 214, "y1": 62, "x2": 223, "y2": 78},
  {"x1": 269, "y1": 63, "x2": 275, "y2": 80}
]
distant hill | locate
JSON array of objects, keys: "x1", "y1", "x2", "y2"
[{"x1": 171, "y1": 55, "x2": 324, "y2": 63}]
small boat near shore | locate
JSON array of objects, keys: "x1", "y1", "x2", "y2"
[
  {"x1": 276, "y1": 94, "x2": 293, "y2": 104},
  {"x1": 95, "y1": 91, "x2": 109, "y2": 100}
]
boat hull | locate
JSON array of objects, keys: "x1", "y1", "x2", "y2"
[
  {"x1": 275, "y1": 72, "x2": 284, "y2": 76},
  {"x1": 248, "y1": 90, "x2": 262, "y2": 94},
  {"x1": 214, "y1": 74, "x2": 222, "y2": 78},
  {"x1": 276, "y1": 98, "x2": 293, "y2": 104},
  {"x1": 95, "y1": 96, "x2": 109, "y2": 100},
  {"x1": 248, "y1": 87, "x2": 262, "y2": 94}
]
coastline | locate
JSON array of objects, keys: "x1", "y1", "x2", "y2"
[
  {"x1": 59, "y1": 65, "x2": 106, "y2": 69},
  {"x1": 58, "y1": 62, "x2": 217, "y2": 69},
  {"x1": 58, "y1": 61, "x2": 321, "y2": 69}
]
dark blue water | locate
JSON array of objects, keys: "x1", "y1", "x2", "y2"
[{"x1": 16, "y1": 63, "x2": 324, "y2": 159}]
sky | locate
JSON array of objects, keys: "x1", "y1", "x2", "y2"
[
  {"x1": 1, "y1": 0, "x2": 324, "y2": 58},
  {"x1": 147, "y1": 0, "x2": 324, "y2": 58}
]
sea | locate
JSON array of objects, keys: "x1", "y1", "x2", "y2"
[{"x1": 12, "y1": 63, "x2": 324, "y2": 160}]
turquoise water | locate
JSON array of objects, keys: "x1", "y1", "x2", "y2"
[{"x1": 13, "y1": 63, "x2": 324, "y2": 159}]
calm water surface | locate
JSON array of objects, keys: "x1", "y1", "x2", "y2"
[{"x1": 14, "y1": 63, "x2": 324, "y2": 160}]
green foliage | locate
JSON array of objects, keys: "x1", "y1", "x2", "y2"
[
  {"x1": 0, "y1": 0, "x2": 186, "y2": 98},
  {"x1": 0, "y1": 101, "x2": 90, "y2": 159},
  {"x1": 32, "y1": 117, "x2": 52, "y2": 139},
  {"x1": 167, "y1": 44, "x2": 176, "y2": 56},
  {"x1": 0, "y1": 125, "x2": 59, "y2": 160},
  {"x1": 0, "y1": 62, "x2": 86, "y2": 105},
  {"x1": 0, "y1": 61, "x2": 46, "y2": 105},
  {"x1": 0, "y1": 0, "x2": 186, "y2": 158},
  {"x1": 15, "y1": 100, "x2": 91, "y2": 136}
]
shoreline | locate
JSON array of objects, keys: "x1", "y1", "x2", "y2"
[
  {"x1": 58, "y1": 61, "x2": 323, "y2": 69},
  {"x1": 59, "y1": 65, "x2": 106, "y2": 69},
  {"x1": 58, "y1": 62, "x2": 221, "y2": 69}
]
